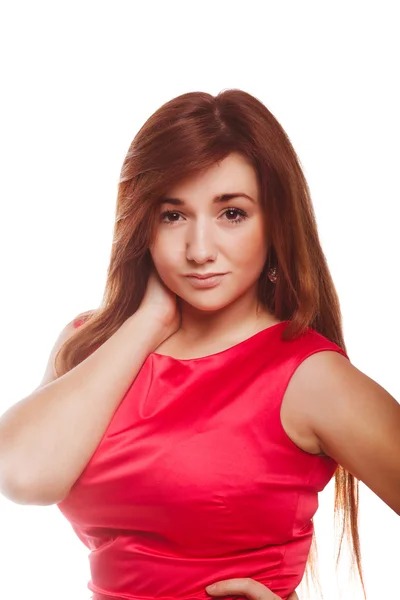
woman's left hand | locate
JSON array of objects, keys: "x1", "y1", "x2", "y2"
[{"x1": 205, "y1": 577, "x2": 299, "y2": 600}]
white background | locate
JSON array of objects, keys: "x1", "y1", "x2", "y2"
[{"x1": 0, "y1": 2, "x2": 399, "y2": 599}]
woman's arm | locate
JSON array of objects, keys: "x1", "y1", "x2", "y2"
[
  {"x1": 0, "y1": 310, "x2": 168, "y2": 505},
  {"x1": 293, "y1": 351, "x2": 400, "y2": 515}
]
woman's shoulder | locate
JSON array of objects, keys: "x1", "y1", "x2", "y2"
[{"x1": 73, "y1": 309, "x2": 96, "y2": 328}]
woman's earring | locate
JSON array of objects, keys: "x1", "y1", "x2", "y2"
[{"x1": 267, "y1": 266, "x2": 278, "y2": 283}]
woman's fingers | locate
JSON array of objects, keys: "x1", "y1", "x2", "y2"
[{"x1": 205, "y1": 577, "x2": 282, "y2": 599}]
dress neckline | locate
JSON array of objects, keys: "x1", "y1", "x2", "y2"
[{"x1": 150, "y1": 320, "x2": 289, "y2": 363}]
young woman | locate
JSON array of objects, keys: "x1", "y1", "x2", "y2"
[{"x1": 0, "y1": 89, "x2": 398, "y2": 600}]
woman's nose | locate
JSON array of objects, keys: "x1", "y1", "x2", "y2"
[{"x1": 185, "y1": 222, "x2": 218, "y2": 263}]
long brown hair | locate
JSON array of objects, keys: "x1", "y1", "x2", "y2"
[{"x1": 54, "y1": 89, "x2": 366, "y2": 600}]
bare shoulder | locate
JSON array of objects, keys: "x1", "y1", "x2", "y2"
[
  {"x1": 281, "y1": 350, "x2": 351, "y2": 456},
  {"x1": 283, "y1": 350, "x2": 400, "y2": 514},
  {"x1": 283, "y1": 349, "x2": 370, "y2": 432},
  {"x1": 34, "y1": 310, "x2": 94, "y2": 391}
]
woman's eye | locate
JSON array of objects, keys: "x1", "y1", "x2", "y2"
[
  {"x1": 160, "y1": 208, "x2": 248, "y2": 225},
  {"x1": 223, "y1": 208, "x2": 248, "y2": 224},
  {"x1": 160, "y1": 211, "x2": 181, "y2": 224}
]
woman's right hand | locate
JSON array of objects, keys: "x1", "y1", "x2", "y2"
[{"x1": 138, "y1": 267, "x2": 181, "y2": 341}]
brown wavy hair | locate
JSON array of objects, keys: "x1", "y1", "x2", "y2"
[{"x1": 54, "y1": 89, "x2": 366, "y2": 600}]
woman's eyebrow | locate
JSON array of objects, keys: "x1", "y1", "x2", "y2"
[{"x1": 157, "y1": 193, "x2": 255, "y2": 206}]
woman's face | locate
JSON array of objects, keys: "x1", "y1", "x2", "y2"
[{"x1": 149, "y1": 152, "x2": 269, "y2": 314}]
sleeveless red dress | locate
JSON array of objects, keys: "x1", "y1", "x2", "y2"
[{"x1": 56, "y1": 318, "x2": 349, "y2": 600}]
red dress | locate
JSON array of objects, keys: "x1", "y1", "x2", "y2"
[{"x1": 56, "y1": 319, "x2": 349, "y2": 600}]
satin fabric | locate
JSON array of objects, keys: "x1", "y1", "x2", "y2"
[{"x1": 57, "y1": 319, "x2": 349, "y2": 600}]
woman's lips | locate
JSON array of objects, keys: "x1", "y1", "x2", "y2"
[{"x1": 185, "y1": 274, "x2": 226, "y2": 288}]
